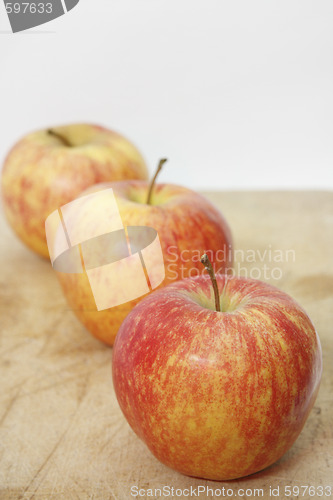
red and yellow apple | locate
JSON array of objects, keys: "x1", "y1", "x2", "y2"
[
  {"x1": 55, "y1": 181, "x2": 233, "y2": 345},
  {"x1": 1, "y1": 124, "x2": 148, "y2": 257},
  {"x1": 112, "y1": 264, "x2": 322, "y2": 480}
]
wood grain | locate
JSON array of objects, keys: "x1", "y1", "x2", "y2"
[{"x1": 0, "y1": 191, "x2": 332, "y2": 500}]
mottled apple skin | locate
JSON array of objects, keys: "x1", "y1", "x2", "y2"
[
  {"x1": 1, "y1": 124, "x2": 148, "y2": 257},
  {"x1": 112, "y1": 275, "x2": 322, "y2": 480},
  {"x1": 56, "y1": 181, "x2": 233, "y2": 345}
]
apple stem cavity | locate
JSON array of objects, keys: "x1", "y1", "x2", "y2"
[
  {"x1": 146, "y1": 158, "x2": 168, "y2": 205},
  {"x1": 47, "y1": 129, "x2": 72, "y2": 147},
  {"x1": 200, "y1": 253, "x2": 221, "y2": 312}
]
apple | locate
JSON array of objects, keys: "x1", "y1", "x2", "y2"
[
  {"x1": 55, "y1": 164, "x2": 233, "y2": 345},
  {"x1": 1, "y1": 124, "x2": 148, "y2": 257},
  {"x1": 112, "y1": 254, "x2": 322, "y2": 480}
]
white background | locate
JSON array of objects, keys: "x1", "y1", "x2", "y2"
[{"x1": 0, "y1": 0, "x2": 332, "y2": 190}]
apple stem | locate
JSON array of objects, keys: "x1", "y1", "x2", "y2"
[
  {"x1": 47, "y1": 129, "x2": 72, "y2": 147},
  {"x1": 200, "y1": 253, "x2": 221, "y2": 312},
  {"x1": 146, "y1": 158, "x2": 168, "y2": 205}
]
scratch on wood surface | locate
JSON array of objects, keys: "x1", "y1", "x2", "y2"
[
  {"x1": 2, "y1": 357, "x2": 109, "y2": 405},
  {"x1": 0, "y1": 340, "x2": 31, "y2": 358},
  {"x1": 36, "y1": 327, "x2": 60, "y2": 357},
  {"x1": 18, "y1": 408, "x2": 80, "y2": 500},
  {"x1": 0, "y1": 381, "x2": 26, "y2": 426}
]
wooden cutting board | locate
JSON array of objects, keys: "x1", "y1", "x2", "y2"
[{"x1": 1, "y1": 191, "x2": 332, "y2": 500}]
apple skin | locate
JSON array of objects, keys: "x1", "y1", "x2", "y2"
[
  {"x1": 1, "y1": 124, "x2": 148, "y2": 257},
  {"x1": 56, "y1": 181, "x2": 233, "y2": 345},
  {"x1": 112, "y1": 274, "x2": 322, "y2": 480}
]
